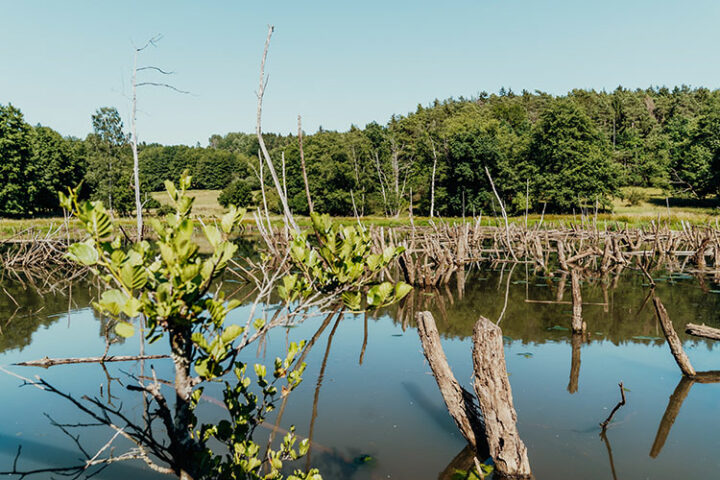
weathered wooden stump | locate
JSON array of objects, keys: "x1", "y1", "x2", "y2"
[
  {"x1": 652, "y1": 295, "x2": 696, "y2": 377},
  {"x1": 472, "y1": 316, "x2": 532, "y2": 478},
  {"x1": 570, "y1": 269, "x2": 586, "y2": 333},
  {"x1": 416, "y1": 311, "x2": 484, "y2": 450}
]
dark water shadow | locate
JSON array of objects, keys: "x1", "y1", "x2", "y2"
[{"x1": 401, "y1": 381, "x2": 461, "y2": 437}]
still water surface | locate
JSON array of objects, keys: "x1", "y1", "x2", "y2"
[{"x1": 1, "y1": 267, "x2": 719, "y2": 479}]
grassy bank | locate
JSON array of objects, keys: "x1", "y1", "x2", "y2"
[{"x1": 2, "y1": 187, "x2": 720, "y2": 240}]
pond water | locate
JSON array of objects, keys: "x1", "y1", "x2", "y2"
[{"x1": 1, "y1": 266, "x2": 720, "y2": 479}]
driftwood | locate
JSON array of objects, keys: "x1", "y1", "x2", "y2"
[
  {"x1": 652, "y1": 295, "x2": 696, "y2": 377},
  {"x1": 416, "y1": 311, "x2": 484, "y2": 450},
  {"x1": 685, "y1": 323, "x2": 720, "y2": 342},
  {"x1": 472, "y1": 317, "x2": 532, "y2": 478},
  {"x1": 15, "y1": 354, "x2": 170, "y2": 368}
]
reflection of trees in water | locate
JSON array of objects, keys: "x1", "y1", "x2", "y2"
[
  {"x1": 0, "y1": 257, "x2": 260, "y2": 356},
  {"x1": 5, "y1": 261, "x2": 720, "y2": 478},
  {"x1": 0, "y1": 272, "x2": 96, "y2": 354},
  {"x1": 385, "y1": 267, "x2": 720, "y2": 347}
]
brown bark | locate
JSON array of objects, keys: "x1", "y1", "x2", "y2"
[
  {"x1": 556, "y1": 272, "x2": 567, "y2": 302},
  {"x1": 472, "y1": 317, "x2": 532, "y2": 478},
  {"x1": 685, "y1": 323, "x2": 720, "y2": 341},
  {"x1": 570, "y1": 270, "x2": 585, "y2": 333},
  {"x1": 416, "y1": 311, "x2": 484, "y2": 450},
  {"x1": 169, "y1": 325, "x2": 200, "y2": 479},
  {"x1": 653, "y1": 295, "x2": 696, "y2": 377}
]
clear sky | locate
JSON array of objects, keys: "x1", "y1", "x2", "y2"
[{"x1": 2, "y1": 0, "x2": 720, "y2": 146}]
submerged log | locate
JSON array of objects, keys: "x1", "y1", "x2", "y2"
[
  {"x1": 685, "y1": 323, "x2": 720, "y2": 342},
  {"x1": 652, "y1": 295, "x2": 696, "y2": 377},
  {"x1": 416, "y1": 311, "x2": 484, "y2": 450},
  {"x1": 472, "y1": 317, "x2": 532, "y2": 478}
]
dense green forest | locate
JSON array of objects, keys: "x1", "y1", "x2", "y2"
[{"x1": 3, "y1": 85, "x2": 720, "y2": 218}]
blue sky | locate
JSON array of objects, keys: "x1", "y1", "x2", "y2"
[{"x1": 2, "y1": 0, "x2": 719, "y2": 145}]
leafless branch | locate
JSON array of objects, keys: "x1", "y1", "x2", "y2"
[
  {"x1": 135, "y1": 82, "x2": 191, "y2": 94},
  {"x1": 136, "y1": 66, "x2": 175, "y2": 75}
]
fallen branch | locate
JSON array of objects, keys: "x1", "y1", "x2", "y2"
[
  {"x1": 653, "y1": 294, "x2": 696, "y2": 377},
  {"x1": 599, "y1": 382, "x2": 626, "y2": 432},
  {"x1": 15, "y1": 354, "x2": 170, "y2": 368},
  {"x1": 685, "y1": 323, "x2": 720, "y2": 342}
]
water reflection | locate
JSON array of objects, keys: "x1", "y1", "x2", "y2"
[{"x1": 2, "y1": 265, "x2": 720, "y2": 478}]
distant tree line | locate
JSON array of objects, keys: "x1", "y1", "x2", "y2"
[
  {"x1": 3, "y1": 85, "x2": 720, "y2": 217},
  {"x1": 0, "y1": 105, "x2": 249, "y2": 216},
  {"x1": 212, "y1": 85, "x2": 720, "y2": 216}
]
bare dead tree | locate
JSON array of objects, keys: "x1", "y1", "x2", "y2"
[
  {"x1": 130, "y1": 35, "x2": 189, "y2": 241},
  {"x1": 484, "y1": 166, "x2": 517, "y2": 261},
  {"x1": 298, "y1": 115, "x2": 313, "y2": 213},
  {"x1": 256, "y1": 25, "x2": 298, "y2": 232},
  {"x1": 428, "y1": 134, "x2": 439, "y2": 218}
]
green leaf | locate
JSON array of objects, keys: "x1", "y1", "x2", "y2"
[
  {"x1": 254, "y1": 363, "x2": 267, "y2": 379},
  {"x1": 97, "y1": 289, "x2": 127, "y2": 316},
  {"x1": 121, "y1": 296, "x2": 143, "y2": 317},
  {"x1": 115, "y1": 321, "x2": 135, "y2": 338},
  {"x1": 253, "y1": 318, "x2": 265, "y2": 331},
  {"x1": 203, "y1": 224, "x2": 222, "y2": 248},
  {"x1": 367, "y1": 282, "x2": 394, "y2": 307},
  {"x1": 66, "y1": 243, "x2": 98, "y2": 266},
  {"x1": 394, "y1": 282, "x2": 413, "y2": 301},
  {"x1": 342, "y1": 291, "x2": 362, "y2": 311},
  {"x1": 221, "y1": 324, "x2": 244, "y2": 344},
  {"x1": 120, "y1": 263, "x2": 147, "y2": 290}
]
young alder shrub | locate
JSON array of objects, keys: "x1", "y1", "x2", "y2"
[
  {"x1": 60, "y1": 172, "x2": 318, "y2": 480},
  {"x1": 59, "y1": 172, "x2": 412, "y2": 480}
]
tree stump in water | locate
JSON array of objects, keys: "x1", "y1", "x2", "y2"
[
  {"x1": 472, "y1": 317, "x2": 532, "y2": 478},
  {"x1": 416, "y1": 311, "x2": 484, "y2": 450},
  {"x1": 652, "y1": 295, "x2": 696, "y2": 377},
  {"x1": 570, "y1": 269, "x2": 586, "y2": 333}
]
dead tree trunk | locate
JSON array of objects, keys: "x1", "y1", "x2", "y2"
[
  {"x1": 131, "y1": 47, "x2": 143, "y2": 241},
  {"x1": 685, "y1": 323, "x2": 720, "y2": 341},
  {"x1": 653, "y1": 295, "x2": 696, "y2": 377},
  {"x1": 429, "y1": 135, "x2": 438, "y2": 218},
  {"x1": 256, "y1": 25, "x2": 298, "y2": 232},
  {"x1": 570, "y1": 270, "x2": 586, "y2": 333},
  {"x1": 297, "y1": 115, "x2": 313, "y2": 213},
  {"x1": 416, "y1": 311, "x2": 484, "y2": 450},
  {"x1": 472, "y1": 317, "x2": 532, "y2": 478}
]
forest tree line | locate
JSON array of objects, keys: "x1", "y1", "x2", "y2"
[{"x1": 3, "y1": 85, "x2": 720, "y2": 218}]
